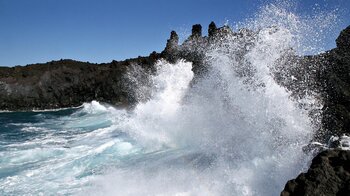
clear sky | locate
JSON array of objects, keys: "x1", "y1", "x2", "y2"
[{"x1": 0, "y1": 0, "x2": 349, "y2": 66}]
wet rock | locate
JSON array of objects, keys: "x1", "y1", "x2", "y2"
[
  {"x1": 281, "y1": 150, "x2": 350, "y2": 196},
  {"x1": 320, "y1": 25, "x2": 350, "y2": 138}
]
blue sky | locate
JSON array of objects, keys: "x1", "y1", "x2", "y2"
[{"x1": 0, "y1": 0, "x2": 349, "y2": 66}]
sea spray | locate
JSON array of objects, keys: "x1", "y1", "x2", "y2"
[{"x1": 85, "y1": 3, "x2": 341, "y2": 196}]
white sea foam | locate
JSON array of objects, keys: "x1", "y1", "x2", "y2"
[{"x1": 84, "y1": 2, "x2": 341, "y2": 196}]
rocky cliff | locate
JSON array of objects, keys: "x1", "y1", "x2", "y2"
[
  {"x1": 281, "y1": 150, "x2": 350, "y2": 196},
  {"x1": 0, "y1": 54, "x2": 162, "y2": 110}
]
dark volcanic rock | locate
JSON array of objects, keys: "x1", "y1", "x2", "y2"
[
  {"x1": 208, "y1": 21, "x2": 217, "y2": 37},
  {"x1": 0, "y1": 56, "x2": 161, "y2": 110},
  {"x1": 281, "y1": 150, "x2": 350, "y2": 196},
  {"x1": 0, "y1": 22, "x2": 227, "y2": 111},
  {"x1": 321, "y1": 26, "x2": 350, "y2": 138},
  {"x1": 336, "y1": 26, "x2": 350, "y2": 52},
  {"x1": 191, "y1": 24, "x2": 202, "y2": 37}
]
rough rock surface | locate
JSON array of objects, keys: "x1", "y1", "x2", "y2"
[
  {"x1": 321, "y1": 26, "x2": 350, "y2": 138},
  {"x1": 0, "y1": 55, "x2": 161, "y2": 110},
  {"x1": 281, "y1": 150, "x2": 350, "y2": 196}
]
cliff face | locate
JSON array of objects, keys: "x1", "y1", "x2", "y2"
[
  {"x1": 0, "y1": 54, "x2": 161, "y2": 110},
  {"x1": 321, "y1": 26, "x2": 350, "y2": 139}
]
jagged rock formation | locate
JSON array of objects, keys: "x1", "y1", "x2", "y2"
[
  {"x1": 162, "y1": 23, "x2": 256, "y2": 79},
  {"x1": 208, "y1": 21, "x2": 217, "y2": 37},
  {"x1": 281, "y1": 150, "x2": 350, "y2": 196}
]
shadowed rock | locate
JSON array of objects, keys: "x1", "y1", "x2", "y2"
[
  {"x1": 191, "y1": 24, "x2": 202, "y2": 37},
  {"x1": 336, "y1": 26, "x2": 350, "y2": 52},
  {"x1": 166, "y1": 31, "x2": 179, "y2": 50},
  {"x1": 0, "y1": 57, "x2": 160, "y2": 110},
  {"x1": 208, "y1": 21, "x2": 217, "y2": 37},
  {"x1": 320, "y1": 25, "x2": 350, "y2": 139},
  {"x1": 281, "y1": 150, "x2": 350, "y2": 196}
]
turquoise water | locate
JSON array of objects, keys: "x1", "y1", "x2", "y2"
[
  {"x1": 0, "y1": 102, "x2": 216, "y2": 195},
  {"x1": 0, "y1": 104, "x2": 144, "y2": 195}
]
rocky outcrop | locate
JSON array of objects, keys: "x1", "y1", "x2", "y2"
[
  {"x1": 320, "y1": 26, "x2": 350, "y2": 138},
  {"x1": 0, "y1": 56, "x2": 161, "y2": 110},
  {"x1": 208, "y1": 21, "x2": 217, "y2": 37},
  {"x1": 281, "y1": 150, "x2": 350, "y2": 196}
]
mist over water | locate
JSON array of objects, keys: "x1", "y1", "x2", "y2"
[{"x1": 0, "y1": 2, "x2": 341, "y2": 196}]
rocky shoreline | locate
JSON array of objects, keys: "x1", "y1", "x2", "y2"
[
  {"x1": 0, "y1": 23, "x2": 349, "y2": 195},
  {"x1": 0, "y1": 53, "x2": 161, "y2": 111},
  {"x1": 281, "y1": 149, "x2": 350, "y2": 196}
]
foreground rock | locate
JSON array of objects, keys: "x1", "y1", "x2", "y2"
[{"x1": 281, "y1": 150, "x2": 350, "y2": 196}]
